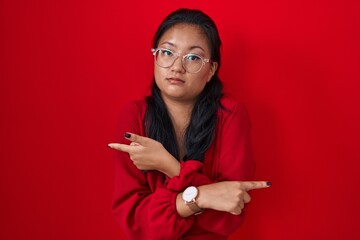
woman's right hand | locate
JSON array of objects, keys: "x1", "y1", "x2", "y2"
[
  {"x1": 108, "y1": 133, "x2": 180, "y2": 177},
  {"x1": 197, "y1": 181, "x2": 270, "y2": 215}
]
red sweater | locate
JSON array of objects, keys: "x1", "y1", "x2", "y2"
[{"x1": 112, "y1": 95, "x2": 255, "y2": 240}]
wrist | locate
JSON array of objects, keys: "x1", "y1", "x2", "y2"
[
  {"x1": 159, "y1": 153, "x2": 180, "y2": 177},
  {"x1": 196, "y1": 185, "x2": 210, "y2": 209}
]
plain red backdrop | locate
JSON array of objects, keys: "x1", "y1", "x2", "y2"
[{"x1": 1, "y1": 0, "x2": 359, "y2": 239}]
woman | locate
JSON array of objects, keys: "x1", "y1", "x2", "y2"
[{"x1": 108, "y1": 8, "x2": 270, "y2": 240}]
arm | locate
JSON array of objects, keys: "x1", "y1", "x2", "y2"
[
  {"x1": 195, "y1": 102, "x2": 256, "y2": 235},
  {"x1": 111, "y1": 101, "x2": 266, "y2": 238},
  {"x1": 110, "y1": 135, "x2": 211, "y2": 219},
  {"x1": 110, "y1": 102, "x2": 194, "y2": 240},
  {"x1": 163, "y1": 102, "x2": 257, "y2": 236}
]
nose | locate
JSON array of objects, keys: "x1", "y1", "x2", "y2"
[{"x1": 170, "y1": 56, "x2": 186, "y2": 73}]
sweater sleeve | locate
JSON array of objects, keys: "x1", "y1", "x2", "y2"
[
  {"x1": 166, "y1": 101, "x2": 255, "y2": 237},
  {"x1": 112, "y1": 101, "x2": 194, "y2": 240},
  {"x1": 197, "y1": 102, "x2": 255, "y2": 235}
]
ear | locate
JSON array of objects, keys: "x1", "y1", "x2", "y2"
[{"x1": 207, "y1": 62, "x2": 218, "y2": 82}]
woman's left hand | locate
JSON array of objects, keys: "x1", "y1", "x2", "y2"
[{"x1": 108, "y1": 133, "x2": 180, "y2": 177}]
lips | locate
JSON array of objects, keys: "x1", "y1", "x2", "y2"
[{"x1": 167, "y1": 77, "x2": 185, "y2": 84}]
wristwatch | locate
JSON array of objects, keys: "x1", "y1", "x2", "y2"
[{"x1": 182, "y1": 186, "x2": 203, "y2": 215}]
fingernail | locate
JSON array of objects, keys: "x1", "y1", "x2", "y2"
[
  {"x1": 266, "y1": 181, "x2": 272, "y2": 186},
  {"x1": 124, "y1": 133, "x2": 131, "y2": 138}
]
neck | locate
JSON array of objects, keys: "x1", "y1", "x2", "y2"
[
  {"x1": 161, "y1": 96, "x2": 195, "y2": 160},
  {"x1": 162, "y1": 96, "x2": 194, "y2": 125}
]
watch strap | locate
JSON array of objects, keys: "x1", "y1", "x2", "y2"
[{"x1": 185, "y1": 200, "x2": 203, "y2": 215}]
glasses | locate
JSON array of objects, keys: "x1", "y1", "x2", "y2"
[{"x1": 151, "y1": 48, "x2": 211, "y2": 73}]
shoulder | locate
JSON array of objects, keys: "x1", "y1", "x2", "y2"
[
  {"x1": 117, "y1": 99, "x2": 147, "y2": 128},
  {"x1": 116, "y1": 99, "x2": 147, "y2": 141},
  {"x1": 120, "y1": 99, "x2": 147, "y2": 116},
  {"x1": 217, "y1": 94, "x2": 252, "y2": 132},
  {"x1": 218, "y1": 94, "x2": 249, "y2": 119}
]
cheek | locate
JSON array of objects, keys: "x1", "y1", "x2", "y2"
[
  {"x1": 154, "y1": 65, "x2": 159, "y2": 77},
  {"x1": 190, "y1": 75, "x2": 208, "y2": 93},
  {"x1": 206, "y1": 67, "x2": 215, "y2": 82},
  {"x1": 198, "y1": 66, "x2": 213, "y2": 84},
  {"x1": 154, "y1": 66, "x2": 164, "y2": 82},
  {"x1": 198, "y1": 70, "x2": 212, "y2": 85}
]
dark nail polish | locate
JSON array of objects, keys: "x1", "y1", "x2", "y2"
[
  {"x1": 124, "y1": 133, "x2": 131, "y2": 138},
  {"x1": 266, "y1": 181, "x2": 272, "y2": 186}
]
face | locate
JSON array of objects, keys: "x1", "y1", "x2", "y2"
[{"x1": 154, "y1": 23, "x2": 218, "y2": 104}]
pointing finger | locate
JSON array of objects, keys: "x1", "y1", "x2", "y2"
[
  {"x1": 241, "y1": 181, "x2": 272, "y2": 191},
  {"x1": 108, "y1": 143, "x2": 133, "y2": 153}
]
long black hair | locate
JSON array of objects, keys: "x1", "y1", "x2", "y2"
[{"x1": 145, "y1": 9, "x2": 223, "y2": 162}]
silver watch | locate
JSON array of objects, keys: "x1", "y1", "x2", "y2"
[{"x1": 182, "y1": 186, "x2": 203, "y2": 214}]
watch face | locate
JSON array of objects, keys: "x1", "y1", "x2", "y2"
[{"x1": 182, "y1": 186, "x2": 198, "y2": 202}]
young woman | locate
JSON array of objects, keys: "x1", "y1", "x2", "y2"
[{"x1": 108, "y1": 8, "x2": 270, "y2": 240}]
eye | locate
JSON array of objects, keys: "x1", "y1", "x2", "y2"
[
  {"x1": 185, "y1": 54, "x2": 201, "y2": 61},
  {"x1": 160, "y1": 49, "x2": 173, "y2": 57}
]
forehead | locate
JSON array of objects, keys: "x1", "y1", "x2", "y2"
[{"x1": 158, "y1": 23, "x2": 210, "y2": 52}]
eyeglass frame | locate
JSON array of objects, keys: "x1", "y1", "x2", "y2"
[{"x1": 151, "y1": 48, "x2": 212, "y2": 73}]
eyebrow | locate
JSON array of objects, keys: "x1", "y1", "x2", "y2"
[
  {"x1": 160, "y1": 41, "x2": 206, "y2": 53},
  {"x1": 189, "y1": 45, "x2": 206, "y2": 52}
]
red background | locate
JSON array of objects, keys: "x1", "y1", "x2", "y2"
[{"x1": 1, "y1": 0, "x2": 359, "y2": 239}]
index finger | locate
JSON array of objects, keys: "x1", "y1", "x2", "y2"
[
  {"x1": 241, "y1": 181, "x2": 272, "y2": 191},
  {"x1": 108, "y1": 143, "x2": 134, "y2": 153}
]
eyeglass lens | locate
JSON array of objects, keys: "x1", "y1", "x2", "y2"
[{"x1": 154, "y1": 49, "x2": 204, "y2": 73}]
